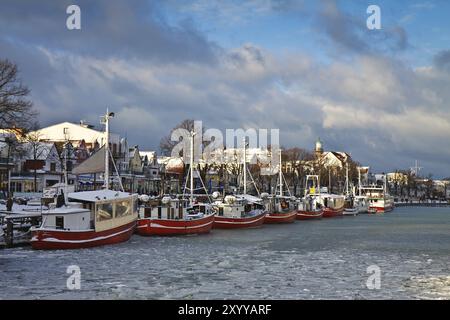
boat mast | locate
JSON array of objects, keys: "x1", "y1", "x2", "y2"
[
  {"x1": 358, "y1": 167, "x2": 361, "y2": 196},
  {"x1": 190, "y1": 130, "x2": 196, "y2": 205},
  {"x1": 345, "y1": 162, "x2": 349, "y2": 196},
  {"x1": 279, "y1": 149, "x2": 283, "y2": 196},
  {"x1": 102, "y1": 109, "x2": 114, "y2": 190},
  {"x1": 243, "y1": 137, "x2": 247, "y2": 195},
  {"x1": 63, "y1": 141, "x2": 68, "y2": 203}
]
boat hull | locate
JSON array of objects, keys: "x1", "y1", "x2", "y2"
[
  {"x1": 322, "y1": 206, "x2": 344, "y2": 218},
  {"x1": 343, "y1": 209, "x2": 358, "y2": 216},
  {"x1": 136, "y1": 214, "x2": 215, "y2": 236},
  {"x1": 296, "y1": 209, "x2": 323, "y2": 220},
  {"x1": 30, "y1": 220, "x2": 136, "y2": 250},
  {"x1": 213, "y1": 212, "x2": 266, "y2": 229},
  {"x1": 369, "y1": 204, "x2": 394, "y2": 213},
  {"x1": 264, "y1": 211, "x2": 297, "y2": 224}
]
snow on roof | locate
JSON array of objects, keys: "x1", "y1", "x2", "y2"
[
  {"x1": 68, "y1": 190, "x2": 136, "y2": 202},
  {"x1": 235, "y1": 194, "x2": 264, "y2": 203},
  {"x1": 140, "y1": 151, "x2": 156, "y2": 160}
]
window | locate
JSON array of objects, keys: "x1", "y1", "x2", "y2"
[
  {"x1": 219, "y1": 207, "x2": 224, "y2": 216},
  {"x1": 50, "y1": 162, "x2": 56, "y2": 172},
  {"x1": 96, "y1": 203, "x2": 113, "y2": 221},
  {"x1": 133, "y1": 199, "x2": 138, "y2": 214},
  {"x1": 115, "y1": 200, "x2": 131, "y2": 218},
  {"x1": 67, "y1": 161, "x2": 73, "y2": 172},
  {"x1": 55, "y1": 216, "x2": 64, "y2": 229}
]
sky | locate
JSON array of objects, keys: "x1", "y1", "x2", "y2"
[{"x1": 1, "y1": 0, "x2": 450, "y2": 177}]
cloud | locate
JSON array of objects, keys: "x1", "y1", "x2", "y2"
[
  {"x1": 0, "y1": 0, "x2": 219, "y2": 64},
  {"x1": 315, "y1": 0, "x2": 409, "y2": 55},
  {"x1": 433, "y1": 50, "x2": 450, "y2": 72},
  {"x1": 0, "y1": 0, "x2": 449, "y2": 176}
]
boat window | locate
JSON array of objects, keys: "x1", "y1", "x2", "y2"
[
  {"x1": 133, "y1": 199, "x2": 138, "y2": 214},
  {"x1": 55, "y1": 216, "x2": 64, "y2": 229},
  {"x1": 115, "y1": 200, "x2": 131, "y2": 218},
  {"x1": 96, "y1": 203, "x2": 113, "y2": 221},
  {"x1": 144, "y1": 207, "x2": 151, "y2": 218},
  {"x1": 218, "y1": 207, "x2": 224, "y2": 216}
]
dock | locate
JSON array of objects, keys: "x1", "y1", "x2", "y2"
[
  {"x1": 394, "y1": 201, "x2": 450, "y2": 208},
  {"x1": 0, "y1": 211, "x2": 42, "y2": 248}
]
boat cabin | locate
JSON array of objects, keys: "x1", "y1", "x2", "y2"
[
  {"x1": 266, "y1": 195, "x2": 297, "y2": 213},
  {"x1": 139, "y1": 197, "x2": 215, "y2": 220},
  {"x1": 214, "y1": 195, "x2": 265, "y2": 218},
  {"x1": 318, "y1": 194, "x2": 345, "y2": 209},
  {"x1": 40, "y1": 190, "x2": 138, "y2": 232},
  {"x1": 299, "y1": 195, "x2": 322, "y2": 211}
]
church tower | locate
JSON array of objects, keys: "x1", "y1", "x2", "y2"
[{"x1": 315, "y1": 137, "x2": 324, "y2": 158}]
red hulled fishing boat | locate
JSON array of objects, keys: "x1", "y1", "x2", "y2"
[
  {"x1": 264, "y1": 150, "x2": 297, "y2": 224},
  {"x1": 31, "y1": 190, "x2": 138, "y2": 250},
  {"x1": 296, "y1": 175, "x2": 323, "y2": 220},
  {"x1": 320, "y1": 194, "x2": 345, "y2": 217},
  {"x1": 213, "y1": 194, "x2": 266, "y2": 229},
  {"x1": 30, "y1": 111, "x2": 138, "y2": 250},
  {"x1": 136, "y1": 198, "x2": 215, "y2": 236},
  {"x1": 136, "y1": 130, "x2": 215, "y2": 236}
]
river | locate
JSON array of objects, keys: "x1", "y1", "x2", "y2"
[{"x1": 1, "y1": 207, "x2": 449, "y2": 299}]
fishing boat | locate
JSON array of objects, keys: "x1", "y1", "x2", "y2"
[
  {"x1": 30, "y1": 111, "x2": 138, "y2": 250},
  {"x1": 213, "y1": 194, "x2": 266, "y2": 229},
  {"x1": 136, "y1": 197, "x2": 215, "y2": 236},
  {"x1": 353, "y1": 167, "x2": 370, "y2": 213},
  {"x1": 364, "y1": 186, "x2": 394, "y2": 213},
  {"x1": 343, "y1": 197, "x2": 358, "y2": 216},
  {"x1": 264, "y1": 150, "x2": 297, "y2": 224},
  {"x1": 354, "y1": 196, "x2": 369, "y2": 213},
  {"x1": 343, "y1": 163, "x2": 358, "y2": 216},
  {"x1": 30, "y1": 190, "x2": 138, "y2": 250},
  {"x1": 212, "y1": 139, "x2": 266, "y2": 229},
  {"x1": 136, "y1": 131, "x2": 215, "y2": 236},
  {"x1": 264, "y1": 195, "x2": 297, "y2": 224},
  {"x1": 317, "y1": 193, "x2": 345, "y2": 217},
  {"x1": 359, "y1": 169, "x2": 394, "y2": 213},
  {"x1": 297, "y1": 175, "x2": 323, "y2": 220}
]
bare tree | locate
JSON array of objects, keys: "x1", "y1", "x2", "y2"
[
  {"x1": 0, "y1": 59, "x2": 37, "y2": 131},
  {"x1": 284, "y1": 147, "x2": 315, "y2": 196},
  {"x1": 159, "y1": 119, "x2": 196, "y2": 156},
  {"x1": 23, "y1": 130, "x2": 49, "y2": 192}
]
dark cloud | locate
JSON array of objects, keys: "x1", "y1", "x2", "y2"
[
  {"x1": 0, "y1": 0, "x2": 449, "y2": 177},
  {"x1": 316, "y1": 0, "x2": 409, "y2": 56},
  {"x1": 433, "y1": 50, "x2": 450, "y2": 72},
  {"x1": 0, "y1": 0, "x2": 219, "y2": 64}
]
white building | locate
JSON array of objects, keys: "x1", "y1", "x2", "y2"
[
  {"x1": 31, "y1": 121, "x2": 121, "y2": 155},
  {"x1": 11, "y1": 142, "x2": 63, "y2": 193}
]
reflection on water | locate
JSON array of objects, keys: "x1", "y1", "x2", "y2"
[{"x1": 0, "y1": 207, "x2": 449, "y2": 299}]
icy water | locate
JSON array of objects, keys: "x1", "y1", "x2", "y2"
[{"x1": 0, "y1": 207, "x2": 449, "y2": 300}]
